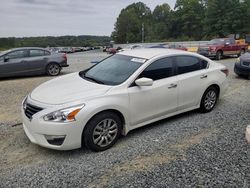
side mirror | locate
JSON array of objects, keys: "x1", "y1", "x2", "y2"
[
  {"x1": 135, "y1": 77, "x2": 153, "y2": 86},
  {"x1": 4, "y1": 56, "x2": 9, "y2": 62},
  {"x1": 225, "y1": 42, "x2": 230, "y2": 46}
]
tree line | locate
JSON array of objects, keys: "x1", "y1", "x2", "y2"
[
  {"x1": 111, "y1": 0, "x2": 250, "y2": 43},
  {"x1": 0, "y1": 35, "x2": 111, "y2": 50}
]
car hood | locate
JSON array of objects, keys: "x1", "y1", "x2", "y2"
[
  {"x1": 30, "y1": 73, "x2": 112, "y2": 105},
  {"x1": 199, "y1": 44, "x2": 223, "y2": 48},
  {"x1": 240, "y1": 52, "x2": 250, "y2": 60}
]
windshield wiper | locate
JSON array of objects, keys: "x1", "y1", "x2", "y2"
[{"x1": 83, "y1": 74, "x2": 104, "y2": 84}]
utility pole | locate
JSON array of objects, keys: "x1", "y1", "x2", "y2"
[
  {"x1": 142, "y1": 22, "x2": 144, "y2": 43},
  {"x1": 141, "y1": 12, "x2": 145, "y2": 43}
]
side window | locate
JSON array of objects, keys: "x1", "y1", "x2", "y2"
[
  {"x1": 176, "y1": 56, "x2": 201, "y2": 74},
  {"x1": 200, "y1": 59, "x2": 208, "y2": 69},
  {"x1": 230, "y1": 38, "x2": 235, "y2": 44},
  {"x1": 29, "y1": 50, "x2": 45, "y2": 57},
  {"x1": 7, "y1": 50, "x2": 27, "y2": 59},
  {"x1": 139, "y1": 57, "x2": 174, "y2": 81}
]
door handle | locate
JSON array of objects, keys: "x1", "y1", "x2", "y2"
[
  {"x1": 200, "y1": 74, "x2": 208, "y2": 79},
  {"x1": 168, "y1": 83, "x2": 177, "y2": 89}
]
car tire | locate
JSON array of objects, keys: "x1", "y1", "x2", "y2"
[
  {"x1": 237, "y1": 74, "x2": 249, "y2": 79},
  {"x1": 200, "y1": 86, "x2": 219, "y2": 113},
  {"x1": 83, "y1": 112, "x2": 122, "y2": 152},
  {"x1": 46, "y1": 63, "x2": 61, "y2": 76},
  {"x1": 216, "y1": 51, "x2": 222, "y2": 60}
]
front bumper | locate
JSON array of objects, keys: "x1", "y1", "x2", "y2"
[
  {"x1": 60, "y1": 61, "x2": 69, "y2": 68},
  {"x1": 234, "y1": 62, "x2": 250, "y2": 76},
  {"x1": 22, "y1": 102, "x2": 83, "y2": 150},
  {"x1": 197, "y1": 50, "x2": 216, "y2": 57}
]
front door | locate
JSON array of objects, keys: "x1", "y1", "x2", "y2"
[
  {"x1": 128, "y1": 57, "x2": 178, "y2": 126},
  {"x1": 0, "y1": 50, "x2": 29, "y2": 77}
]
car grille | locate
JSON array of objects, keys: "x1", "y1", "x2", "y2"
[
  {"x1": 198, "y1": 48, "x2": 209, "y2": 53},
  {"x1": 242, "y1": 61, "x2": 250, "y2": 67},
  {"x1": 25, "y1": 103, "x2": 43, "y2": 119}
]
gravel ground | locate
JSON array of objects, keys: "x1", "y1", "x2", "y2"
[{"x1": 0, "y1": 51, "x2": 249, "y2": 187}]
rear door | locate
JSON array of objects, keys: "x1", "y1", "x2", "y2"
[
  {"x1": 229, "y1": 38, "x2": 240, "y2": 54},
  {"x1": 0, "y1": 50, "x2": 29, "y2": 77},
  {"x1": 26, "y1": 49, "x2": 50, "y2": 73},
  {"x1": 175, "y1": 55, "x2": 209, "y2": 110},
  {"x1": 128, "y1": 57, "x2": 178, "y2": 126}
]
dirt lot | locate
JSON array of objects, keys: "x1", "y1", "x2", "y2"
[{"x1": 0, "y1": 50, "x2": 249, "y2": 187}]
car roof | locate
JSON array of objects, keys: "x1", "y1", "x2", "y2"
[
  {"x1": 118, "y1": 48, "x2": 194, "y2": 60},
  {"x1": 9, "y1": 47, "x2": 48, "y2": 51},
  {"x1": 0, "y1": 47, "x2": 49, "y2": 55}
]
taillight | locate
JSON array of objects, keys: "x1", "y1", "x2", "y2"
[
  {"x1": 63, "y1": 53, "x2": 67, "y2": 61},
  {"x1": 221, "y1": 68, "x2": 229, "y2": 77}
]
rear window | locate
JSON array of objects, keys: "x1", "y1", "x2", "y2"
[
  {"x1": 176, "y1": 56, "x2": 207, "y2": 75},
  {"x1": 30, "y1": 50, "x2": 47, "y2": 57}
]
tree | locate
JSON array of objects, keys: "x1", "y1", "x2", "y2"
[
  {"x1": 152, "y1": 3, "x2": 172, "y2": 40},
  {"x1": 112, "y1": 2, "x2": 151, "y2": 43},
  {"x1": 204, "y1": 0, "x2": 247, "y2": 37},
  {"x1": 173, "y1": 0, "x2": 205, "y2": 40}
]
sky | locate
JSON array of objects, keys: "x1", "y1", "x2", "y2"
[{"x1": 0, "y1": 0, "x2": 176, "y2": 38}]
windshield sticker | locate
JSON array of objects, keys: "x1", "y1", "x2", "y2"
[{"x1": 131, "y1": 58, "x2": 147, "y2": 63}]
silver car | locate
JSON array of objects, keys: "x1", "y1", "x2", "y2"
[{"x1": 0, "y1": 47, "x2": 69, "y2": 78}]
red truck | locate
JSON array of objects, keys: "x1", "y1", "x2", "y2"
[{"x1": 197, "y1": 38, "x2": 248, "y2": 60}]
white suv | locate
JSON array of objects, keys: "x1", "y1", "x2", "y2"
[{"x1": 22, "y1": 49, "x2": 229, "y2": 151}]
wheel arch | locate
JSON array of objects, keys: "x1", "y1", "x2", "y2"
[
  {"x1": 199, "y1": 83, "x2": 221, "y2": 105},
  {"x1": 216, "y1": 49, "x2": 223, "y2": 55},
  {"x1": 199, "y1": 84, "x2": 221, "y2": 113},
  {"x1": 46, "y1": 61, "x2": 61, "y2": 68},
  {"x1": 208, "y1": 84, "x2": 220, "y2": 96},
  {"x1": 81, "y1": 109, "x2": 127, "y2": 147}
]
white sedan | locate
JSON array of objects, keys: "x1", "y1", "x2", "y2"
[{"x1": 22, "y1": 49, "x2": 229, "y2": 151}]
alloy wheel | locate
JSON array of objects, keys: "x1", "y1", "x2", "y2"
[
  {"x1": 92, "y1": 119, "x2": 118, "y2": 148},
  {"x1": 48, "y1": 64, "x2": 60, "y2": 76},
  {"x1": 204, "y1": 90, "x2": 217, "y2": 110}
]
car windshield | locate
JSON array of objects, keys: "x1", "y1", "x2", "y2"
[
  {"x1": 208, "y1": 39, "x2": 225, "y2": 45},
  {"x1": 80, "y1": 54, "x2": 144, "y2": 85}
]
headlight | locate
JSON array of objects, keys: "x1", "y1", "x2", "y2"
[
  {"x1": 22, "y1": 96, "x2": 27, "y2": 110},
  {"x1": 210, "y1": 47, "x2": 216, "y2": 51},
  {"x1": 43, "y1": 104, "x2": 85, "y2": 122},
  {"x1": 236, "y1": 58, "x2": 241, "y2": 63}
]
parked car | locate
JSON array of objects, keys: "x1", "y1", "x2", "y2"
[
  {"x1": 106, "y1": 47, "x2": 118, "y2": 54},
  {"x1": 59, "y1": 47, "x2": 74, "y2": 53},
  {"x1": 198, "y1": 38, "x2": 248, "y2": 60},
  {"x1": 168, "y1": 44, "x2": 188, "y2": 51},
  {"x1": 119, "y1": 44, "x2": 143, "y2": 52},
  {"x1": 72, "y1": 47, "x2": 82, "y2": 52},
  {"x1": 22, "y1": 49, "x2": 228, "y2": 151},
  {"x1": 106, "y1": 47, "x2": 122, "y2": 54},
  {"x1": 150, "y1": 44, "x2": 168, "y2": 49},
  {"x1": 150, "y1": 44, "x2": 187, "y2": 51},
  {"x1": 0, "y1": 47, "x2": 68, "y2": 78},
  {"x1": 234, "y1": 52, "x2": 250, "y2": 78},
  {"x1": 246, "y1": 125, "x2": 250, "y2": 143},
  {"x1": 46, "y1": 47, "x2": 60, "y2": 53}
]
